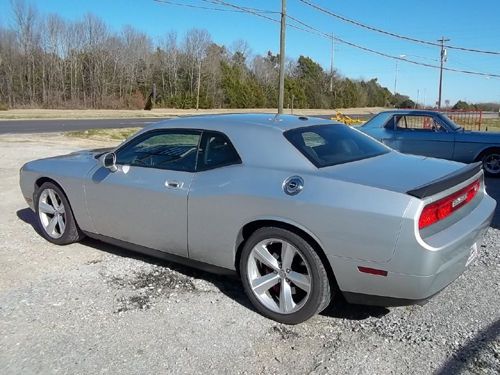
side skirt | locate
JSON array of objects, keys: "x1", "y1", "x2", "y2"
[{"x1": 83, "y1": 231, "x2": 238, "y2": 277}]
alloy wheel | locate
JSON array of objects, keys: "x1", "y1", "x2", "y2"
[
  {"x1": 247, "y1": 238, "x2": 311, "y2": 314},
  {"x1": 38, "y1": 188, "x2": 66, "y2": 239},
  {"x1": 483, "y1": 153, "x2": 500, "y2": 175}
]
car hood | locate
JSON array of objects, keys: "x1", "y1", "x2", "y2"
[
  {"x1": 45, "y1": 147, "x2": 114, "y2": 161},
  {"x1": 318, "y1": 151, "x2": 465, "y2": 194}
]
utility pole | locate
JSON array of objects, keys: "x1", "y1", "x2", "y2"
[
  {"x1": 196, "y1": 58, "x2": 202, "y2": 110},
  {"x1": 329, "y1": 33, "x2": 334, "y2": 92},
  {"x1": 393, "y1": 55, "x2": 406, "y2": 94},
  {"x1": 394, "y1": 60, "x2": 399, "y2": 94},
  {"x1": 278, "y1": 0, "x2": 286, "y2": 114},
  {"x1": 437, "y1": 36, "x2": 449, "y2": 109}
]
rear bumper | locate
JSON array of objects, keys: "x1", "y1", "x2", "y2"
[
  {"x1": 341, "y1": 241, "x2": 477, "y2": 306},
  {"x1": 342, "y1": 291, "x2": 437, "y2": 307},
  {"x1": 331, "y1": 194, "x2": 496, "y2": 306}
]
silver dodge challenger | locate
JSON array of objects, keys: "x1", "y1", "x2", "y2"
[{"x1": 20, "y1": 114, "x2": 496, "y2": 324}]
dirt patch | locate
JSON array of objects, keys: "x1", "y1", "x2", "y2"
[
  {"x1": 107, "y1": 267, "x2": 196, "y2": 294},
  {"x1": 270, "y1": 325, "x2": 300, "y2": 340},
  {"x1": 103, "y1": 265, "x2": 200, "y2": 313}
]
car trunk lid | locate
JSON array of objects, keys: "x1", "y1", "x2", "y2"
[{"x1": 317, "y1": 151, "x2": 475, "y2": 195}]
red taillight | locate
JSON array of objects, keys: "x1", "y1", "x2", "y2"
[{"x1": 418, "y1": 179, "x2": 480, "y2": 230}]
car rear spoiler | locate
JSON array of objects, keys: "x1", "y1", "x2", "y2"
[{"x1": 407, "y1": 162, "x2": 483, "y2": 199}]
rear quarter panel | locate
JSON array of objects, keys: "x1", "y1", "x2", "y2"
[
  {"x1": 453, "y1": 132, "x2": 500, "y2": 162},
  {"x1": 187, "y1": 165, "x2": 412, "y2": 270}
]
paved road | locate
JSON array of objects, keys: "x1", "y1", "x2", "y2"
[
  {"x1": 0, "y1": 118, "x2": 161, "y2": 134},
  {"x1": 0, "y1": 114, "x2": 370, "y2": 134}
]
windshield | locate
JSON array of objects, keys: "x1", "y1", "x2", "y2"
[{"x1": 284, "y1": 124, "x2": 390, "y2": 168}]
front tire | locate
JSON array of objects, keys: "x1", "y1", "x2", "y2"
[
  {"x1": 35, "y1": 182, "x2": 84, "y2": 245},
  {"x1": 240, "y1": 227, "x2": 331, "y2": 324}
]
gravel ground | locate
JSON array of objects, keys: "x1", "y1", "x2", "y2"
[{"x1": 0, "y1": 134, "x2": 499, "y2": 374}]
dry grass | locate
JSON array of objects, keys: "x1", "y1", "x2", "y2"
[
  {"x1": 65, "y1": 128, "x2": 140, "y2": 141},
  {"x1": 482, "y1": 118, "x2": 500, "y2": 132},
  {"x1": 0, "y1": 107, "x2": 386, "y2": 120}
]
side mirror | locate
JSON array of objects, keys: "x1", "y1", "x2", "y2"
[{"x1": 102, "y1": 152, "x2": 117, "y2": 172}]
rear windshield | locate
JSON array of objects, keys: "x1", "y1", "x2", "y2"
[{"x1": 284, "y1": 124, "x2": 390, "y2": 168}]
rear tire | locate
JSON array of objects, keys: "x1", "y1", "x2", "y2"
[
  {"x1": 34, "y1": 182, "x2": 84, "y2": 245},
  {"x1": 481, "y1": 150, "x2": 500, "y2": 178},
  {"x1": 240, "y1": 227, "x2": 331, "y2": 324}
]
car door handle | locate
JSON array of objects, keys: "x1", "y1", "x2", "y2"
[{"x1": 165, "y1": 180, "x2": 183, "y2": 189}]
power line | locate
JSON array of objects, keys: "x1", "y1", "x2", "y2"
[
  {"x1": 298, "y1": 0, "x2": 500, "y2": 56},
  {"x1": 154, "y1": 0, "x2": 242, "y2": 12},
  {"x1": 285, "y1": 14, "x2": 500, "y2": 78},
  {"x1": 201, "y1": 0, "x2": 278, "y2": 14},
  {"x1": 154, "y1": 0, "x2": 278, "y2": 14},
  {"x1": 239, "y1": 4, "x2": 500, "y2": 79},
  {"x1": 157, "y1": 0, "x2": 500, "y2": 78},
  {"x1": 155, "y1": 0, "x2": 319, "y2": 36}
]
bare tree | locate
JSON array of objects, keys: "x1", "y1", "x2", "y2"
[
  {"x1": 183, "y1": 28, "x2": 210, "y2": 108},
  {"x1": 11, "y1": 0, "x2": 40, "y2": 104},
  {"x1": 0, "y1": 1, "x2": 397, "y2": 111}
]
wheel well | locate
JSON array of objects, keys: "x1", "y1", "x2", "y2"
[
  {"x1": 235, "y1": 220, "x2": 339, "y2": 293},
  {"x1": 475, "y1": 147, "x2": 500, "y2": 162},
  {"x1": 34, "y1": 177, "x2": 68, "y2": 203},
  {"x1": 35, "y1": 177, "x2": 63, "y2": 192}
]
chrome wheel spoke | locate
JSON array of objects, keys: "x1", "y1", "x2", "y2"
[
  {"x1": 279, "y1": 280, "x2": 295, "y2": 313},
  {"x1": 251, "y1": 273, "x2": 280, "y2": 295},
  {"x1": 287, "y1": 271, "x2": 311, "y2": 293},
  {"x1": 254, "y1": 243, "x2": 280, "y2": 272},
  {"x1": 46, "y1": 216, "x2": 58, "y2": 235},
  {"x1": 39, "y1": 201, "x2": 56, "y2": 214},
  {"x1": 48, "y1": 189, "x2": 59, "y2": 209},
  {"x1": 57, "y1": 215, "x2": 65, "y2": 234},
  {"x1": 281, "y1": 242, "x2": 296, "y2": 270}
]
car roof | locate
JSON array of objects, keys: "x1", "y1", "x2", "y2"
[
  {"x1": 149, "y1": 113, "x2": 335, "y2": 133},
  {"x1": 133, "y1": 113, "x2": 338, "y2": 171},
  {"x1": 377, "y1": 109, "x2": 442, "y2": 116}
]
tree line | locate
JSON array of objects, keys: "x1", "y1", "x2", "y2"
[
  {"x1": 0, "y1": 0, "x2": 411, "y2": 110},
  {"x1": 452, "y1": 100, "x2": 499, "y2": 112}
]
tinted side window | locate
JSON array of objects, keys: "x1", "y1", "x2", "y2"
[
  {"x1": 197, "y1": 131, "x2": 241, "y2": 170},
  {"x1": 116, "y1": 130, "x2": 201, "y2": 172}
]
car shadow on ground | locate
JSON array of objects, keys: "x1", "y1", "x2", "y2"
[
  {"x1": 436, "y1": 319, "x2": 500, "y2": 374},
  {"x1": 16, "y1": 207, "x2": 391, "y2": 322},
  {"x1": 485, "y1": 178, "x2": 500, "y2": 229}
]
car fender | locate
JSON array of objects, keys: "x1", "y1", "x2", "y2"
[{"x1": 235, "y1": 214, "x2": 327, "y2": 256}]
